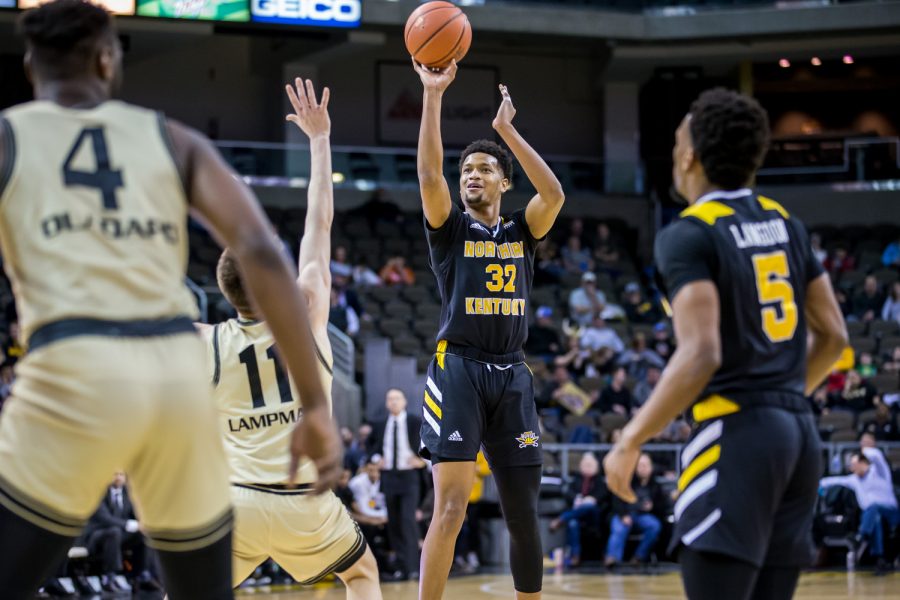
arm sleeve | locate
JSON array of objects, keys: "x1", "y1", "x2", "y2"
[
  {"x1": 654, "y1": 219, "x2": 717, "y2": 302},
  {"x1": 511, "y1": 208, "x2": 546, "y2": 252},
  {"x1": 862, "y1": 447, "x2": 891, "y2": 481},
  {"x1": 820, "y1": 475, "x2": 855, "y2": 490},
  {"x1": 424, "y1": 203, "x2": 465, "y2": 263}
]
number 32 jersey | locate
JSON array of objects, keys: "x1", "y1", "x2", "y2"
[
  {"x1": 426, "y1": 204, "x2": 543, "y2": 356},
  {"x1": 654, "y1": 190, "x2": 824, "y2": 400},
  {"x1": 0, "y1": 101, "x2": 197, "y2": 344},
  {"x1": 206, "y1": 319, "x2": 333, "y2": 486}
]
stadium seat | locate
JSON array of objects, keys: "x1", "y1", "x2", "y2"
[
  {"x1": 870, "y1": 373, "x2": 899, "y2": 393},
  {"x1": 819, "y1": 411, "x2": 855, "y2": 433},
  {"x1": 873, "y1": 268, "x2": 899, "y2": 286},
  {"x1": 851, "y1": 336, "x2": 877, "y2": 354},
  {"x1": 599, "y1": 413, "x2": 629, "y2": 438},
  {"x1": 830, "y1": 429, "x2": 859, "y2": 443},
  {"x1": 871, "y1": 320, "x2": 899, "y2": 337}
]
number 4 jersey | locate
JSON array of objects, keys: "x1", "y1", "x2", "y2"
[
  {"x1": 655, "y1": 189, "x2": 824, "y2": 403},
  {"x1": 205, "y1": 319, "x2": 333, "y2": 486},
  {"x1": 0, "y1": 101, "x2": 197, "y2": 344},
  {"x1": 426, "y1": 203, "x2": 543, "y2": 357}
]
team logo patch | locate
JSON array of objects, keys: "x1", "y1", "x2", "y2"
[
  {"x1": 448, "y1": 430, "x2": 463, "y2": 442},
  {"x1": 515, "y1": 431, "x2": 540, "y2": 448}
]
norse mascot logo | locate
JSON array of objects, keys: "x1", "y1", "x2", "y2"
[{"x1": 515, "y1": 431, "x2": 540, "y2": 448}]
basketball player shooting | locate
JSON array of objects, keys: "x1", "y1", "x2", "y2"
[
  {"x1": 603, "y1": 88, "x2": 848, "y2": 600},
  {"x1": 0, "y1": 2, "x2": 339, "y2": 598},
  {"x1": 199, "y1": 78, "x2": 381, "y2": 599},
  {"x1": 413, "y1": 58, "x2": 565, "y2": 600}
]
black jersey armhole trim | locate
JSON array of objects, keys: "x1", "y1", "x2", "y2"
[
  {"x1": 0, "y1": 116, "x2": 16, "y2": 201},
  {"x1": 156, "y1": 112, "x2": 191, "y2": 204},
  {"x1": 314, "y1": 339, "x2": 334, "y2": 376},
  {"x1": 212, "y1": 324, "x2": 221, "y2": 386}
]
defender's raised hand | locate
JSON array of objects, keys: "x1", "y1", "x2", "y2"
[
  {"x1": 285, "y1": 78, "x2": 331, "y2": 140},
  {"x1": 492, "y1": 84, "x2": 516, "y2": 131},
  {"x1": 412, "y1": 58, "x2": 458, "y2": 94}
]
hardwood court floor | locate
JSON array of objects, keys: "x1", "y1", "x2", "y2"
[{"x1": 236, "y1": 570, "x2": 900, "y2": 599}]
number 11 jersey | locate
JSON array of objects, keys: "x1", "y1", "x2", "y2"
[
  {"x1": 0, "y1": 101, "x2": 197, "y2": 345},
  {"x1": 207, "y1": 319, "x2": 333, "y2": 486}
]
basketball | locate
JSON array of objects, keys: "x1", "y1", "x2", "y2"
[{"x1": 404, "y1": 1, "x2": 472, "y2": 69}]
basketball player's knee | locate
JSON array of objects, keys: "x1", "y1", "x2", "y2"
[{"x1": 435, "y1": 496, "x2": 468, "y2": 530}]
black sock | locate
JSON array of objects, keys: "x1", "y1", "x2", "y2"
[
  {"x1": 0, "y1": 502, "x2": 77, "y2": 598},
  {"x1": 156, "y1": 533, "x2": 234, "y2": 599}
]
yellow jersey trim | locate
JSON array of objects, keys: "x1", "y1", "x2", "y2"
[
  {"x1": 757, "y1": 195, "x2": 790, "y2": 219},
  {"x1": 680, "y1": 201, "x2": 735, "y2": 225},
  {"x1": 693, "y1": 394, "x2": 741, "y2": 423}
]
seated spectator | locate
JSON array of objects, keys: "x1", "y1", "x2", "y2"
[
  {"x1": 553, "y1": 336, "x2": 592, "y2": 380},
  {"x1": 857, "y1": 352, "x2": 877, "y2": 379},
  {"x1": 561, "y1": 235, "x2": 593, "y2": 275},
  {"x1": 656, "y1": 417, "x2": 691, "y2": 443},
  {"x1": 823, "y1": 246, "x2": 855, "y2": 279},
  {"x1": 2, "y1": 321, "x2": 23, "y2": 367},
  {"x1": 598, "y1": 367, "x2": 633, "y2": 416},
  {"x1": 835, "y1": 287, "x2": 853, "y2": 319},
  {"x1": 853, "y1": 276, "x2": 885, "y2": 323},
  {"x1": 543, "y1": 365, "x2": 595, "y2": 417},
  {"x1": 617, "y1": 332, "x2": 665, "y2": 382},
  {"x1": 860, "y1": 401, "x2": 900, "y2": 441},
  {"x1": 633, "y1": 365, "x2": 661, "y2": 408},
  {"x1": 809, "y1": 385, "x2": 830, "y2": 416},
  {"x1": 329, "y1": 287, "x2": 360, "y2": 336},
  {"x1": 605, "y1": 453, "x2": 664, "y2": 567},
  {"x1": 580, "y1": 315, "x2": 625, "y2": 355},
  {"x1": 525, "y1": 306, "x2": 563, "y2": 362},
  {"x1": 342, "y1": 426, "x2": 367, "y2": 473},
  {"x1": 881, "y1": 281, "x2": 900, "y2": 324},
  {"x1": 810, "y1": 232, "x2": 827, "y2": 264},
  {"x1": 352, "y1": 257, "x2": 383, "y2": 287},
  {"x1": 882, "y1": 346, "x2": 900, "y2": 373},
  {"x1": 379, "y1": 256, "x2": 415, "y2": 286},
  {"x1": 83, "y1": 472, "x2": 161, "y2": 593},
  {"x1": 550, "y1": 452, "x2": 606, "y2": 567},
  {"x1": 831, "y1": 370, "x2": 878, "y2": 413},
  {"x1": 593, "y1": 223, "x2": 623, "y2": 269},
  {"x1": 569, "y1": 272, "x2": 607, "y2": 327},
  {"x1": 622, "y1": 282, "x2": 662, "y2": 324},
  {"x1": 651, "y1": 322, "x2": 674, "y2": 363},
  {"x1": 336, "y1": 468, "x2": 356, "y2": 510},
  {"x1": 882, "y1": 236, "x2": 900, "y2": 268},
  {"x1": 349, "y1": 458, "x2": 389, "y2": 542},
  {"x1": 330, "y1": 245, "x2": 353, "y2": 279},
  {"x1": 820, "y1": 449, "x2": 899, "y2": 573},
  {"x1": 535, "y1": 241, "x2": 565, "y2": 286}
]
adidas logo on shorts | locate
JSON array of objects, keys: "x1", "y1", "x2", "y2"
[{"x1": 448, "y1": 430, "x2": 463, "y2": 442}]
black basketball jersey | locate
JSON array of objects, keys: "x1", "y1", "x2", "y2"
[
  {"x1": 425, "y1": 203, "x2": 542, "y2": 357},
  {"x1": 655, "y1": 189, "x2": 824, "y2": 402}
]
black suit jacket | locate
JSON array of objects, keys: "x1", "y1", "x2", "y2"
[
  {"x1": 367, "y1": 411, "x2": 422, "y2": 463},
  {"x1": 85, "y1": 486, "x2": 135, "y2": 536}
]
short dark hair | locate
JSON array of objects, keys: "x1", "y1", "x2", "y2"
[
  {"x1": 850, "y1": 451, "x2": 870, "y2": 464},
  {"x1": 216, "y1": 249, "x2": 254, "y2": 316},
  {"x1": 19, "y1": 0, "x2": 115, "y2": 79},
  {"x1": 688, "y1": 88, "x2": 770, "y2": 190},
  {"x1": 459, "y1": 139, "x2": 514, "y2": 181}
]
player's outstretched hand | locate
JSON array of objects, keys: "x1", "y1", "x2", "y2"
[
  {"x1": 492, "y1": 84, "x2": 516, "y2": 131},
  {"x1": 285, "y1": 78, "x2": 331, "y2": 140},
  {"x1": 412, "y1": 58, "x2": 458, "y2": 93},
  {"x1": 289, "y1": 406, "x2": 343, "y2": 494},
  {"x1": 603, "y1": 440, "x2": 640, "y2": 504}
]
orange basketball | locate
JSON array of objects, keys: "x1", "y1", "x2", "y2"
[{"x1": 404, "y1": 1, "x2": 472, "y2": 69}]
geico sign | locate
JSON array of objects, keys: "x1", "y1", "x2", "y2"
[{"x1": 252, "y1": 0, "x2": 362, "y2": 25}]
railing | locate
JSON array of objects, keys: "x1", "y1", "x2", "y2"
[
  {"x1": 327, "y1": 323, "x2": 356, "y2": 379},
  {"x1": 543, "y1": 441, "x2": 900, "y2": 482}
]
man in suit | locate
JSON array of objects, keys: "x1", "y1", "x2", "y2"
[
  {"x1": 368, "y1": 389, "x2": 426, "y2": 580},
  {"x1": 83, "y1": 472, "x2": 159, "y2": 592}
]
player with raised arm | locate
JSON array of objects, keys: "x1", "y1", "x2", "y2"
[
  {"x1": 0, "y1": 2, "x2": 340, "y2": 597},
  {"x1": 413, "y1": 59, "x2": 565, "y2": 600},
  {"x1": 603, "y1": 88, "x2": 848, "y2": 600},
  {"x1": 200, "y1": 79, "x2": 381, "y2": 599}
]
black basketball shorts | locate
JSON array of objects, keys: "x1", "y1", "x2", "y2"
[
  {"x1": 419, "y1": 350, "x2": 542, "y2": 469},
  {"x1": 670, "y1": 395, "x2": 822, "y2": 568}
]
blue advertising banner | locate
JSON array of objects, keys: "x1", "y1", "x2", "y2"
[{"x1": 251, "y1": 0, "x2": 361, "y2": 28}]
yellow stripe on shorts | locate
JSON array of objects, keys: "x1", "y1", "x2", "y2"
[
  {"x1": 692, "y1": 395, "x2": 740, "y2": 423},
  {"x1": 678, "y1": 444, "x2": 721, "y2": 492},
  {"x1": 425, "y1": 391, "x2": 442, "y2": 420}
]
